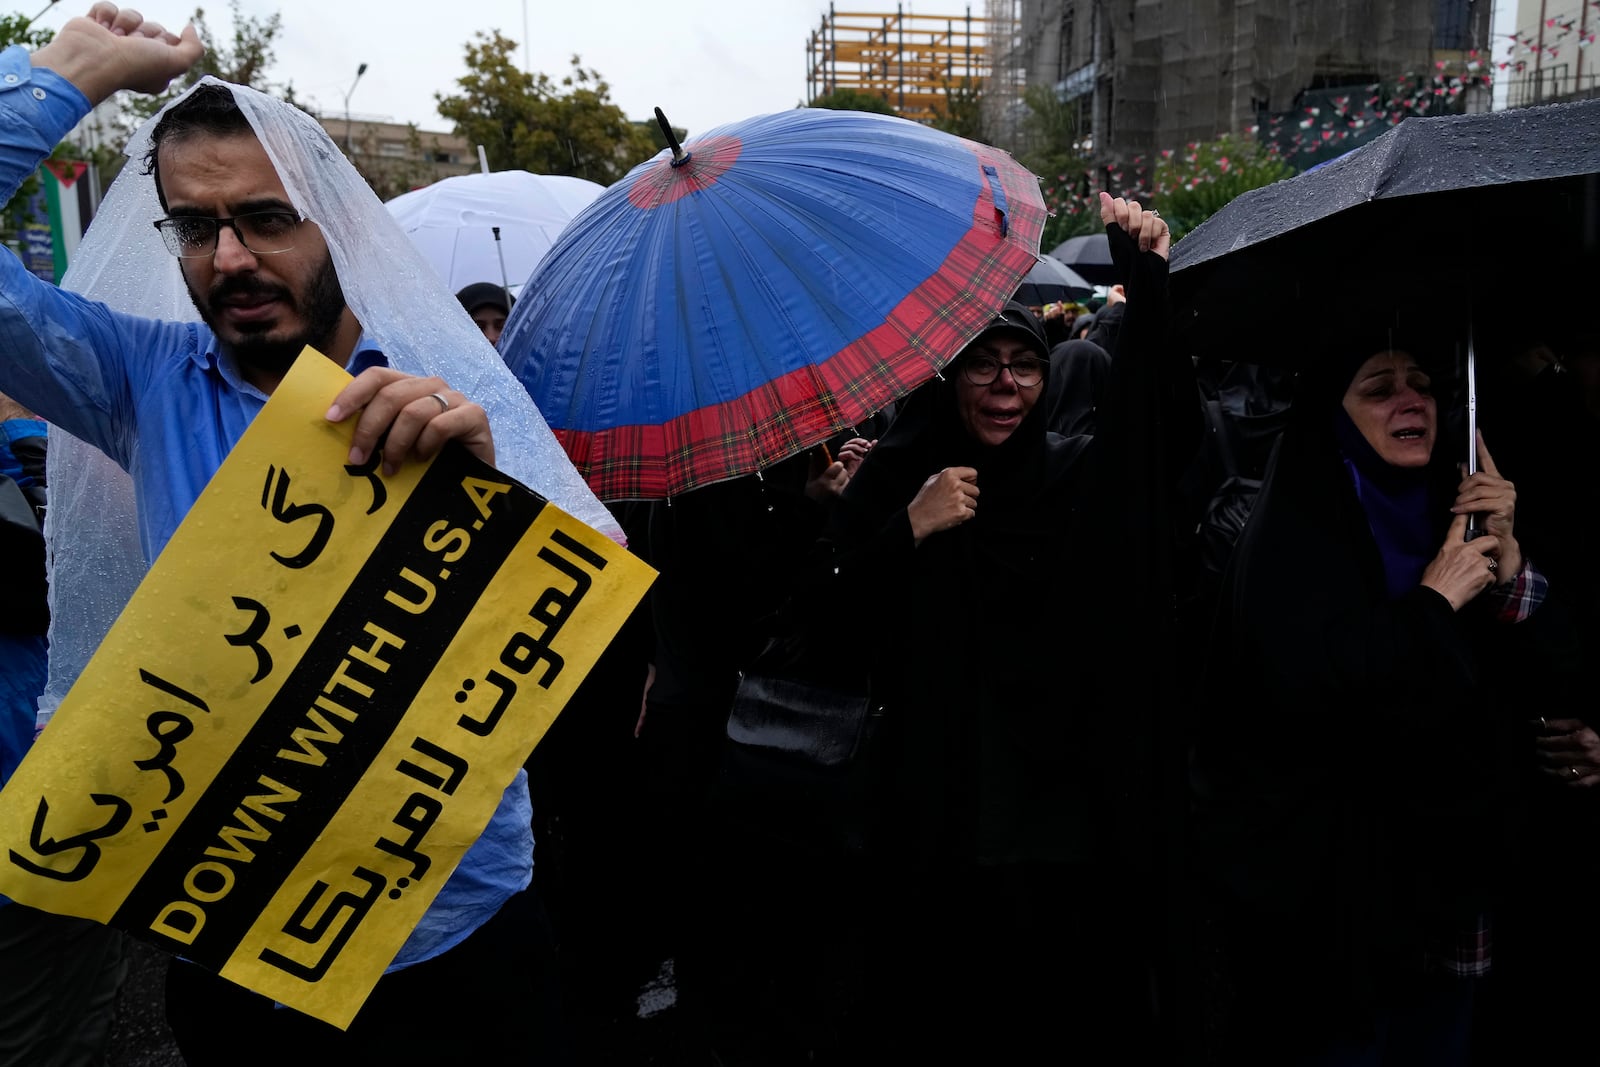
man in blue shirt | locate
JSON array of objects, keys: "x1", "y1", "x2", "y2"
[{"x1": 2, "y1": 6, "x2": 566, "y2": 1061}]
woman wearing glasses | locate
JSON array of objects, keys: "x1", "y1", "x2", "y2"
[{"x1": 806, "y1": 195, "x2": 1196, "y2": 1060}]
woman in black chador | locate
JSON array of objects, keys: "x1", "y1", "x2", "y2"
[
  {"x1": 1190, "y1": 320, "x2": 1572, "y2": 1065},
  {"x1": 809, "y1": 195, "x2": 1198, "y2": 1061}
]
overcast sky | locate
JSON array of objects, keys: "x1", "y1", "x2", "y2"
[
  {"x1": 30, "y1": 1, "x2": 1526, "y2": 135},
  {"x1": 33, "y1": 0, "x2": 869, "y2": 138}
]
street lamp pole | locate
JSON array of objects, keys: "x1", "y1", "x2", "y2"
[
  {"x1": 25, "y1": 0, "x2": 59, "y2": 30},
  {"x1": 343, "y1": 62, "x2": 368, "y2": 157}
]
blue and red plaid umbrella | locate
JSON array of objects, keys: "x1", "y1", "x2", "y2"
[{"x1": 498, "y1": 107, "x2": 1047, "y2": 500}]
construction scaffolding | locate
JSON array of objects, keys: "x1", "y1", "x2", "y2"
[
  {"x1": 806, "y1": 5, "x2": 993, "y2": 124},
  {"x1": 982, "y1": 0, "x2": 1026, "y2": 148}
]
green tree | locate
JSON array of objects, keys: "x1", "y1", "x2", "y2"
[
  {"x1": 1019, "y1": 86, "x2": 1084, "y2": 183},
  {"x1": 0, "y1": 9, "x2": 50, "y2": 51},
  {"x1": 642, "y1": 117, "x2": 688, "y2": 155},
  {"x1": 0, "y1": 12, "x2": 53, "y2": 247},
  {"x1": 436, "y1": 31, "x2": 656, "y2": 185},
  {"x1": 931, "y1": 77, "x2": 983, "y2": 141},
  {"x1": 107, "y1": 2, "x2": 296, "y2": 189},
  {"x1": 1152, "y1": 133, "x2": 1294, "y2": 241},
  {"x1": 126, "y1": 2, "x2": 295, "y2": 123},
  {"x1": 1018, "y1": 85, "x2": 1101, "y2": 249},
  {"x1": 806, "y1": 88, "x2": 896, "y2": 115}
]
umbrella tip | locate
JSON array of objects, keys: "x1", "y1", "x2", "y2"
[{"x1": 655, "y1": 107, "x2": 691, "y2": 168}]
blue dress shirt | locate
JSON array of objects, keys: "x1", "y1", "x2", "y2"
[{"x1": 0, "y1": 45, "x2": 532, "y2": 970}]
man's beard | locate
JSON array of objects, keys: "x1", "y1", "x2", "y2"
[{"x1": 188, "y1": 254, "x2": 349, "y2": 378}]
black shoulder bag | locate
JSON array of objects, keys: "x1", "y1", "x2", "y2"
[
  {"x1": 716, "y1": 608, "x2": 884, "y2": 856},
  {"x1": 0, "y1": 472, "x2": 48, "y2": 635}
]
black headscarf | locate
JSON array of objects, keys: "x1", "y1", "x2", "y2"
[
  {"x1": 1083, "y1": 300, "x2": 1125, "y2": 356},
  {"x1": 1044, "y1": 338, "x2": 1112, "y2": 438},
  {"x1": 827, "y1": 302, "x2": 1087, "y2": 561}
]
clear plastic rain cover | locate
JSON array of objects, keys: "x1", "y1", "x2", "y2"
[{"x1": 39, "y1": 76, "x2": 621, "y2": 726}]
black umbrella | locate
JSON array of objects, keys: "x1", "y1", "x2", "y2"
[
  {"x1": 1049, "y1": 232, "x2": 1117, "y2": 286},
  {"x1": 1171, "y1": 96, "x2": 1600, "y2": 366},
  {"x1": 1170, "y1": 96, "x2": 1600, "y2": 644},
  {"x1": 1014, "y1": 253, "x2": 1093, "y2": 306}
]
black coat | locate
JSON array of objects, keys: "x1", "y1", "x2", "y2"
[
  {"x1": 807, "y1": 226, "x2": 1198, "y2": 868},
  {"x1": 1190, "y1": 356, "x2": 1578, "y2": 1003}
]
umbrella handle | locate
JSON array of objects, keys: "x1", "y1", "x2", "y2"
[
  {"x1": 491, "y1": 225, "x2": 512, "y2": 305},
  {"x1": 655, "y1": 107, "x2": 691, "y2": 168},
  {"x1": 1464, "y1": 326, "x2": 1481, "y2": 541}
]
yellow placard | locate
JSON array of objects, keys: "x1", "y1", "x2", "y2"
[{"x1": 0, "y1": 350, "x2": 654, "y2": 1028}]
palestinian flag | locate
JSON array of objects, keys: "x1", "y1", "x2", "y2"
[{"x1": 41, "y1": 160, "x2": 93, "y2": 283}]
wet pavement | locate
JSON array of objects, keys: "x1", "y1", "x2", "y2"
[
  {"x1": 107, "y1": 939, "x2": 181, "y2": 1067},
  {"x1": 103, "y1": 941, "x2": 699, "y2": 1065}
]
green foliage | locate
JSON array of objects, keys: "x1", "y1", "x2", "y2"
[
  {"x1": 190, "y1": 1, "x2": 286, "y2": 91},
  {"x1": 1152, "y1": 134, "x2": 1294, "y2": 240},
  {"x1": 1018, "y1": 85, "x2": 1104, "y2": 249},
  {"x1": 0, "y1": 11, "x2": 52, "y2": 244},
  {"x1": 1019, "y1": 85, "x2": 1085, "y2": 181},
  {"x1": 0, "y1": 10, "x2": 51, "y2": 50},
  {"x1": 1036, "y1": 136, "x2": 1288, "y2": 252},
  {"x1": 931, "y1": 77, "x2": 983, "y2": 141},
  {"x1": 1038, "y1": 186, "x2": 1102, "y2": 250},
  {"x1": 643, "y1": 118, "x2": 688, "y2": 155},
  {"x1": 111, "y1": 2, "x2": 297, "y2": 190},
  {"x1": 126, "y1": 2, "x2": 296, "y2": 125},
  {"x1": 806, "y1": 88, "x2": 896, "y2": 115},
  {"x1": 436, "y1": 32, "x2": 657, "y2": 186}
]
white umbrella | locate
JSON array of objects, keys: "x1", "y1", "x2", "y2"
[{"x1": 385, "y1": 170, "x2": 605, "y2": 297}]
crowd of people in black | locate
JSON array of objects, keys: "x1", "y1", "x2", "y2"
[{"x1": 525, "y1": 194, "x2": 1600, "y2": 1065}]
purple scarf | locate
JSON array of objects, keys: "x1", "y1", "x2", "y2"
[{"x1": 1333, "y1": 408, "x2": 1436, "y2": 600}]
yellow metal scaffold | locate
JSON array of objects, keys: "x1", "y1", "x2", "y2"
[{"x1": 806, "y1": 4, "x2": 991, "y2": 125}]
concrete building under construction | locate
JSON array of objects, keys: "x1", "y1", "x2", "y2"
[
  {"x1": 1000, "y1": 0, "x2": 1491, "y2": 164},
  {"x1": 806, "y1": 5, "x2": 999, "y2": 124}
]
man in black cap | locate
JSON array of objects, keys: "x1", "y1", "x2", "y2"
[{"x1": 456, "y1": 282, "x2": 514, "y2": 347}]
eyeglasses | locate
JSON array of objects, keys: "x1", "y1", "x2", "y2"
[
  {"x1": 152, "y1": 210, "x2": 306, "y2": 258},
  {"x1": 961, "y1": 353, "x2": 1046, "y2": 388}
]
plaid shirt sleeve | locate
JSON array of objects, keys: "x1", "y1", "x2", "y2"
[
  {"x1": 1426, "y1": 912, "x2": 1493, "y2": 978},
  {"x1": 1482, "y1": 557, "x2": 1547, "y2": 625}
]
